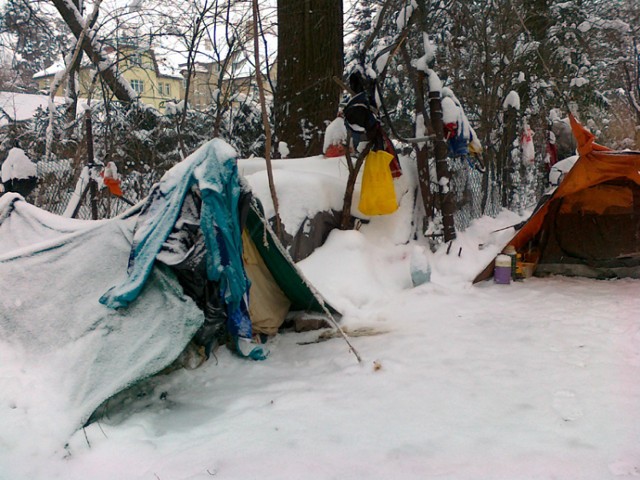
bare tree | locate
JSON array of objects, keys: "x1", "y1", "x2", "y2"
[{"x1": 50, "y1": 0, "x2": 136, "y2": 103}]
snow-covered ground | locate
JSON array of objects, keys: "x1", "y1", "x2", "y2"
[{"x1": 1, "y1": 154, "x2": 639, "y2": 479}]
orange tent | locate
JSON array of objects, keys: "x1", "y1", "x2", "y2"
[{"x1": 474, "y1": 114, "x2": 640, "y2": 282}]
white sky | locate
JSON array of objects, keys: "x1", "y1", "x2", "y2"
[{"x1": 1, "y1": 0, "x2": 362, "y2": 72}]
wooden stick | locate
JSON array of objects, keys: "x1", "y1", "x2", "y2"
[
  {"x1": 252, "y1": 0, "x2": 284, "y2": 241},
  {"x1": 333, "y1": 75, "x2": 355, "y2": 96}
]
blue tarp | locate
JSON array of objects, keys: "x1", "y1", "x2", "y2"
[{"x1": 100, "y1": 139, "x2": 249, "y2": 314}]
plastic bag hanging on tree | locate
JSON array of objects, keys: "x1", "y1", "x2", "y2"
[
  {"x1": 521, "y1": 125, "x2": 535, "y2": 164},
  {"x1": 358, "y1": 149, "x2": 398, "y2": 216}
]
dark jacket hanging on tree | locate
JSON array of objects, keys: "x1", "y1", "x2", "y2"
[{"x1": 343, "y1": 72, "x2": 402, "y2": 178}]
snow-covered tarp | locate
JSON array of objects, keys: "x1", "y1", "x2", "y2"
[
  {"x1": 0, "y1": 193, "x2": 101, "y2": 253},
  {"x1": 0, "y1": 194, "x2": 203, "y2": 458}
]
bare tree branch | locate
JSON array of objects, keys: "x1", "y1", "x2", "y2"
[{"x1": 50, "y1": 0, "x2": 136, "y2": 103}]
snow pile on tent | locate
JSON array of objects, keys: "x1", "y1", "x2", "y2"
[
  {"x1": 549, "y1": 154, "x2": 578, "y2": 187},
  {"x1": 239, "y1": 154, "x2": 419, "y2": 250}
]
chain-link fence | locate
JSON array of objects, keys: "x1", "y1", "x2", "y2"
[
  {"x1": 447, "y1": 153, "x2": 549, "y2": 234},
  {"x1": 32, "y1": 152, "x2": 506, "y2": 228},
  {"x1": 32, "y1": 159, "x2": 153, "y2": 219},
  {"x1": 448, "y1": 156, "x2": 501, "y2": 232},
  {"x1": 26, "y1": 136, "x2": 538, "y2": 245}
]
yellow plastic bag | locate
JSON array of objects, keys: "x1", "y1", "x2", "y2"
[{"x1": 358, "y1": 149, "x2": 398, "y2": 216}]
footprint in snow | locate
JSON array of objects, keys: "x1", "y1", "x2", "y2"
[{"x1": 552, "y1": 390, "x2": 583, "y2": 421}]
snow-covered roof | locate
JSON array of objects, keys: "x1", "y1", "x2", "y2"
[
  {"x1": 32, "y1": 56, "x2": 104, "y2": 79},
  {"x1": 0, "y1": 92, "x2": 63, "y2": 126},
  {"x1": 0, "y1": 92, "x2": 89, "y2": 127},
  {"x1": 191, "y1": 48, "x2": 219, "y2": 66},
  {"x1": 33, "y1": 50, "x2": 185, "y2": 81},
  {"x1": 156, "y1": 59, "x2": 184, "y2": 79},
  {"x1": 230, "y1": 52, "x2": 277, "y2": 80}
]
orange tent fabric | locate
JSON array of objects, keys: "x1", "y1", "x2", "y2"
[{"x1": 474, "y1": 114, "x2": 640, "y2": 283}]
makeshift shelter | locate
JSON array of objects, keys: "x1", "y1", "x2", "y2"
[
  {"x1": 475, "y1": 114, "x2": 640, "y2": 282},
  {"x1": 0, "y1": 139, "x2": 336, "y2": 449}
]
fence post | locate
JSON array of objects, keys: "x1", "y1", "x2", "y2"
[{"x1": 85, "y1": 110, "x2": 98, "y2": 220}]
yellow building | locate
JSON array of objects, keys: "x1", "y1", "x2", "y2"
[
  {"x1": 33, "y1": 45, "x2": 184, "y2": 112},
  {"x1": 227, "y1": 61, "x2": 277, "y2": 98},
  {"x1": 182, "y1": 48, "x2": 277, "y2": 112},
  {"x1": 183, "y1": 59, "x2": 223, "y2": 111}
]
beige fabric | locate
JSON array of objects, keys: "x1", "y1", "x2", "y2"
[{"x1": 242, "y1": 230, "x2": 291, "y2": 335}]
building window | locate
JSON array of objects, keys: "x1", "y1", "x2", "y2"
[
  {"x1": 129, "y1": 53, "x2": 142, "y2": 67},
  {"x1": 157, "y1": 83, "x2": 171, "y2": 96},
  {"x1": 130, "y1": 79, "x2": 144, "y2": 94}
]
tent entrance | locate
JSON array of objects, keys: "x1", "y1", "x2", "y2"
[{"x1": 536, "y1": 179, "x2": 640, "y2": 278}]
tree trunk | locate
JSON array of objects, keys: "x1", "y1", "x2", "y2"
[
  {"x1": 51, "y1": 0, "x2": 135, "y2": 104},
  {"x1": 396, "y1": 44, "x2": 433, "y2": 231},
  {"x1": 340, "y1": 138, "x2": 370, "y2": 230},
  {"x1": 63, "y1": 0, "x2": 90, "y2": 132},
  {"x1": 500, "y1": 105, "x2": 519, "y2": 207},
  {"x1": 85, "y1": 111, "x2": 98, "y2": 220},
  {"x1": 428, "y1": 90, "x2": 456, "y2": 243},
  {"x1": 275, "y1": 0, "x2": 343, "y2": 157}
]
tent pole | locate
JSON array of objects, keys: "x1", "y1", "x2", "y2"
[{"x1": 317, "y1": 303, "x2": 362, "y2": 364}]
